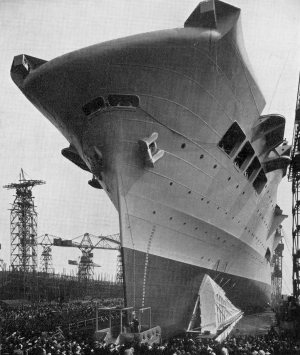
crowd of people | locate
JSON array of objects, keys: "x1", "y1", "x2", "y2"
[
  {"x1": 1, "y1": 329, "x2": 300, "y2": 354},
  {"x1": 1, "y1": 298, "x2": 123, "y2": 335},
  {"x1": 1, "y1": 300, "x2": 299, "y2": 354}
]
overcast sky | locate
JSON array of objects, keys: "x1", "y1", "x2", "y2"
[{"x1": 1, "y1": 0, "x2": 299, "y2": 291}]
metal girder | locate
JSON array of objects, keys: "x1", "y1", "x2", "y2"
[
  {"x1": 38, "y1": 234, "x2": 55, "y2": 273},
  {"x1": 38, "y1": 232, "x2": 121, "y2": 282},
  {"x1": 3, "y1": 169, "x2": 45, "y2": 273},
  {"x1": 288, "y1": 73, "x2": 300, "y2": 300},
  {"x1": 271, "y1": 241, "x2": 284, "y2": 306}
]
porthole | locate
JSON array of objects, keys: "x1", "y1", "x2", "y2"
[
  {"x1": 200, "y1": 154, "x2": 204, "y2": 159},
  {"x1": 236, "y1": 185, "x2": 239, "y2": 188},
  {"x1": 170, "y1": 182, "x2": 173, "y2": 186},
  {"x1": 169, "y1": 217, "x2": 173, "y2": 220},
  {"x1": 188, "y1": 191, "x2": 191, "y2": 194},
  {"x1": 201, "y1": 198, "x2": 204, "y2": 201},
  {"x1": 228, "y1": 177, "x2": 231, "y2": 181},
  {"x1": 213, "y1": 164, "x2": 217, "y2": 169},
  {"x1": 82, "y1": 96, "x2": 105, "y2": 116},
  {"x1": 181, "y1": 143, "x2": 186, "y2": 149},
  {"x1": 107, "y1": 94, "x2": 139, "y2": 107},
  {"x1": 153, "y1": 211, "x2": 156, "y2": 214}
]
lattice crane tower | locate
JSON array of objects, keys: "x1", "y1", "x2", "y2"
[
  {"x1": 53, "y1": 233, "x2": 121, "y2": 281},
  {"x1": 3, "y1": 169, "x2": 45, "y2": 272},
  {"x1": 288, "y1": 74, "x2": 300, "y2": 300},
  {"x1": 78, "y1": 233, "x2": 95, "y2": 281},
  {"x1": 39, "y1": 234, "x2": 54, "y2": 273},
  {"x1": 271, "y1": 238, "x2": 284, "y2": 306}
]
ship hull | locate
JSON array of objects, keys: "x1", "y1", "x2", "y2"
[
  {"x1": 123, "y1": 247, "x2": 270, "y2": 338},
  {"x1": 10, "y1": 0, "x2": 288, "y2": 340}
]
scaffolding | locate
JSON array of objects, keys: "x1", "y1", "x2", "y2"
[
  {"x1": 288, "y1": 74, "x2": 300, "y2": 300},
  {"x1": 0, "y1": 259, "x2": 5, "y2": 271},
  {"x1": 39, "y1": 234, "x2": 54, "y2": 273},
  {"x1": 271, "y1": 239, "x2": 284, "y2": 306},
  {"x1": 0, "y1": 269, "x2": 123, "y2": 301},
  {"x1": 116, "y1": 252, "x2": 123, "y2": 284},
  {"x1": 78, "y1": 233, "x2": 96, "y2": 281},
  {"x1": 3, "y1": 169, "x2": 45, "y2": 273}
]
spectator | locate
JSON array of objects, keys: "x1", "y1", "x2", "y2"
[{"x1": 1, "y1": 300, "x2": 299, "y2": 355}]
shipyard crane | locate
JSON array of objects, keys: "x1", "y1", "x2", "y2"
[
  {"x1": 38, "y1": 234, "x2": 55, "y2": 273},
  {"x1": 3, "y1": 169, "x2": 45, "y2": 272},
  {"x1": 288, "y1": 74, "x2": 300, "y2": 301},
  {"x1": 48, "y1": 233, "x2": 121, "y2": 281},
  {"x1": 271, "y1": 240, "x2": 284, "y2": 308}
]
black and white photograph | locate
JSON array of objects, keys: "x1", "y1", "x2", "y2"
[{"x1": 0, "y1": 0, "x2": 300, "y2": 353}]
